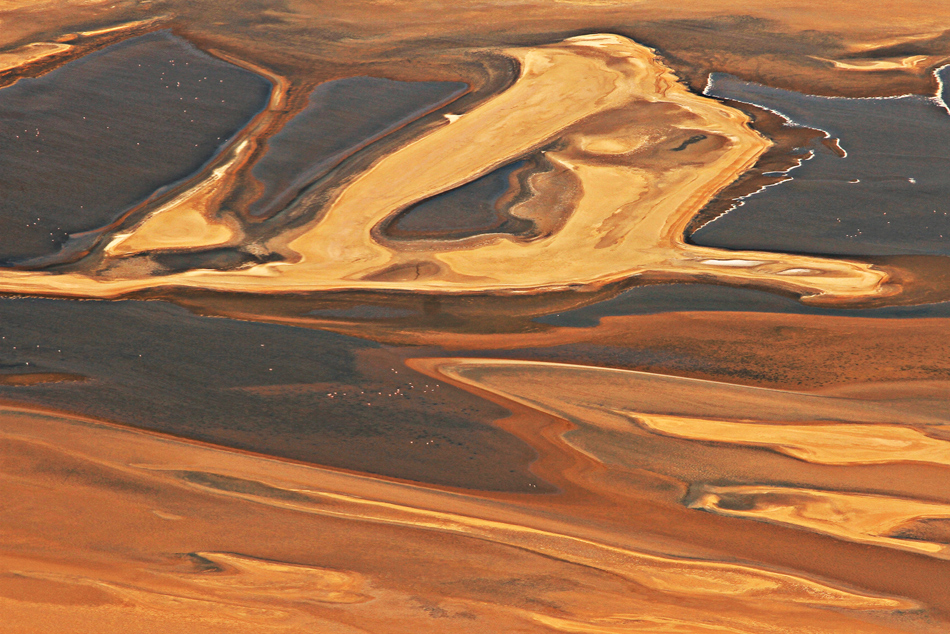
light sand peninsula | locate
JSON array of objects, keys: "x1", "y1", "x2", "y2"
[
  {"x1": 104, "y1": 145, "x2": 248, "y2": 257},
  {"x1": 0, "y1": 17, "x2": 171, "y2": 78},
  {"x1": 76, "y1": 17, "x2": 167, "y2": 38},
  {"x1": 0, "y1": 41, "x2": 71, "y2": 73},
  {"x1": 0, "y1": 34, "x2": 890, "y2": 303},
  {"x1": 1, "y1": 401, "x2": 939, "y2": 633},
  {"x1": 811, "y1": 55, "x2": 936, "y2": 71}
]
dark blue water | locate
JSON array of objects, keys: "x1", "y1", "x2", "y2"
[
  {"x1": 248, "y1": 77, "x2": 467, "y2": 218},
  {"x1": 693, "y1": 67, "x2": 950, "y2": 257},
  {"x1": 0, "y1": 31, "x2": 271, "y2": 265},
  {"x1": 386, "y1": 159, "x2": 531, "y2": 239}
]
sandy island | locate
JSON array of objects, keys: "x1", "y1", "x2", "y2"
[{"x1": 0, "y1": 33, "x2": 891, "y2": 303}]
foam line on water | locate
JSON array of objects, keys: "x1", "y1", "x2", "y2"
[{"x1": 933, "y1": 64, "x2": 950, "y2": 116}]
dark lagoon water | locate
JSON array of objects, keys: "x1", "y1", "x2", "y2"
[
  {"x1": 248, "y1": 76, "x2": 467, "y2": 218},
  {"x1": 385, "y1": 158, "x2": 532, "y2": 239},
  {"x1": 692, "y1": 67, "x2": 950, "y2": 257},
  {"x1": 0, "y1": 30, "x2": 271, "y2": 265},
  {"x1": 0, "y1": 298, "x2": 544, "y2": 491},
  {"x1": 536, "y1": 283, "x2": 950, "y2": 329}
]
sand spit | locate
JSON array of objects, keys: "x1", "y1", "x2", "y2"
[
  {"x1": 0, "y1": 401, "x2": 936, "y2": 633},
  {"x1": 0, "y1": 34, "x2": 890, "y2": 303},
  {"x1": 0, "y1": 16, "x2": 173, "y2": 80},
  {"x1": 0, "y1": 41, "x2": 71, "y2": 73},
  {"x1": 102, "y1": 50, "x2": 291, "y2": 257},
  {"x1": 76, "y1": 18, "x2": 169, "y2": 38},
  {"x1": 811, "y1": 55, "x2": 934, "y2": 71},
  {"x1": 103, "y1": 143, "x2": 250, "y2": 257},
  {"x1": 633, "y1": 415, "x2": 950, "y2": 466},
  {"x1": 421, "y1": 357, "x2": 948, "y2": 431}
]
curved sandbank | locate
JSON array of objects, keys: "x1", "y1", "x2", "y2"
[
  {"x1": 0, "y1": 33, "x2": 890, "y2": 303},
  {"x1": 811, "y1": 55, "x2": 934, "y2": 71}
]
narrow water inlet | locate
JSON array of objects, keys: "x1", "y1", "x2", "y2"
[{"x1": 247, "y1": 76, "x2": 468, "y2": 219}]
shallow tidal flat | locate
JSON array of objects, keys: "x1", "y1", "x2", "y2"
[{"x1": 1, "y1": 3, "x2": 950, "y2": 633}]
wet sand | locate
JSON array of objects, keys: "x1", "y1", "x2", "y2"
[
  {"x1": 246, "y1": 76, "x2": 468, "y2": 219},
  {"x1": 384, "y1": 158, "x2": 535, "y2": 241},
  {"x1": 0, "y1": 297, "x2": 541, "y2": 491}
]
